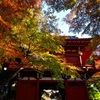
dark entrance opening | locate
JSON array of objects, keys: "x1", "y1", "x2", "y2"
[{"x1": 39, "y1": 82, "x2": 65, "y2": 100}]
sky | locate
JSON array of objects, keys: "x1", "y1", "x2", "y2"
[{"x1": 42, "y1": 1, "x2": 92, "y2": 38}]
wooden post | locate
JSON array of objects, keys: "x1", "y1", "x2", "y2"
[
  {"x1": 84, "y1": 81, "x2": 89, "y2": 100},
  {"x1": 36, "y1": 78, "x2": 39, "y2": 100}
]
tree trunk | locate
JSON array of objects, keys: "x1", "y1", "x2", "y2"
[{"x1": 0, "y1": 67, "x2": 22, "y2": 91}]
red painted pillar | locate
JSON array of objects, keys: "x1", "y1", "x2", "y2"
[
  {"x1": 15, "y1": 80, "x2": 21, "y2": 100},
  {"x1": 84, "y1": 81, "x2": 89, "y2": 100},
  {"x1": 36, "y1": 79, "x2": 39, "y2": 100}
]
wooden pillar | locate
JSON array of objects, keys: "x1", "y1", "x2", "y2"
[
  {"x1": 84, "y1": 81, "x2": 89, "y2": 100},
  {"x1": 36, "y1": 79, "x2": 39, "y2": 100},
  {"x1": 15, "y1": 80, "x2": 21, "y2": 100}
]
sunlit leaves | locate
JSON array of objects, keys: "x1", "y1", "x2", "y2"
[
  {"x1": 11, "y1": 7, "x2": 64, "y2": 56},
  {"x1": 88, "y1": 83, "x2": 100, "y2": 100},
  {"x1": 29, "y1": 52, "x2": 81, "y2": 80},
  {"x1": 88, "y1": 38, "x2": 100, "y2": 51},
  {"x1": 1, "y1": 0, "x2": 64, "y2": 72}
]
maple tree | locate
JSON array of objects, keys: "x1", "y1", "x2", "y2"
[{"x1": 0, "y1": 0, "x2": 82, "y2": 92}]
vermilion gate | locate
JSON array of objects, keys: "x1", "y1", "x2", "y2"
[{"x1": 15, "y1": 79, "x2": 89, "y2": 100}]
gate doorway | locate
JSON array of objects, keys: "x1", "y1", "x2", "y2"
[{"x1": 39, "y1": 82, "x2": 65, "y2": 100}]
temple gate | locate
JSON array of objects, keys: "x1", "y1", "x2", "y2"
[{"x1": 7, "y1": 38, "x2": 96, "y2": 100}]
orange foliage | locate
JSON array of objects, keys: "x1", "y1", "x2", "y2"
[
  {"x1": 91, "y1": 71, "x2": 100, "y2": 78},
  {"x1": 0, "y1": 0, "x2": 42, "y2": 67},
  {"x1": 0, "y1": 0, "x2": 42, "y2": 27}
]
